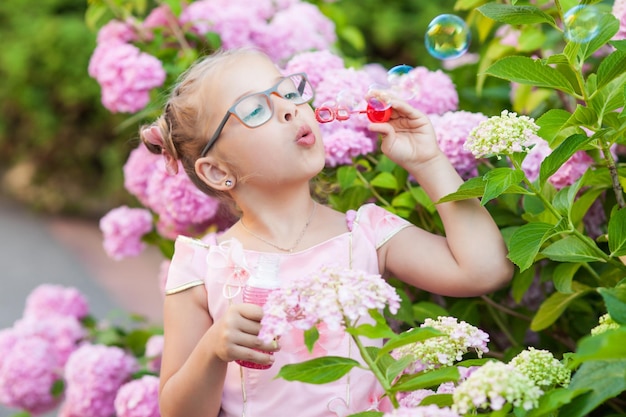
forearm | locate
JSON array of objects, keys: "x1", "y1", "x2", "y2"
[
  {"x1": 408, "y1": 153, "x2": 513, "y2": 285},
  {"x1": 159, "y1": 333, "x2": 227, "y2": 417}
]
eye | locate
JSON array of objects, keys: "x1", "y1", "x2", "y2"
[
  {"x1": 235, "y1": 95, "x2": 270, "y2": 126},
  {"x1": 241, "y1": 105, "x2": 269, "y2": 125}
]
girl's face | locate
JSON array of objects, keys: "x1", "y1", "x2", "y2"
[{"x1": 205, "y1": 53, "x2": 326, "y2": 187}]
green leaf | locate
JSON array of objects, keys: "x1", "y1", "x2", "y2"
[
  {"x1": 347, "y1": 313, "x2": 396, "y2": 339},
  {"x1": 337, "y1": 165, "x2": 358, "y2": 189},
  {"x1": 370, "y1": 172, "x2": 398, "y2": 190},
  {"x1": 412, "y1": 302, "x2": 450, "y2": 322},
  {"x1": 536, "y1": 109, "x2": 572, "y2": 143},
  {"x1": 477, "y1": 3, "x2": 556, "y2": 26},
  {"x1": 538, "y1": 133, "x2": 589, "y2": 187},
  {"x1": 541, "y1": 235, "x2": 606, "y2": 263},
  {"x1": 559, "y1": 360, "x2": 626, "y2": 417},
  {"x1": 571, "y1": 329, "x2": 626, "y2": 366},
  {"x1": 482, "y1": 168, "x2": 525, "y2": 205},
  {"x1": 484, "y1": 56, "x2": 576, "y2": 94},
  {"x1": 511, "y1": 265, "x2": 536, "y2": 303},
  {"x1": 608, "y1": 208, "x2": 626, "y2": 256},
  {"x1": 507, "y1": 222, "x2": 554, "y2": 271},
  {"x1": 419, "y1": 393, "x2": 454, "y2": 407},
  {"x1": 384, "y1": 355, "x2": 415, "y2": 383},
  {"x1": 391, "y1": 366, "x2": 460, "y2": 392},
  {"x1": 597, "y1": 50, "x2": 626, "y2": 90},
  {"x1": 553, "y1": 262, "x2": 582, "y2": 294},
  {"x1": 577, "y1": 14, "x2": 620, "y2": 61},
  {"x1": 304, "y1": 327, "x2": 319, "y2": 353},
  {"x1": 526, "y1": 387, "x2": 590, "y2": 417},
  {"x1": 276, "y1": 356, "x2": 360, "y2": 384},
  {"x1": 438, "y1": 177, "x2": 485, "y2": 202},
  {"x1": 610, "y1": 39, "x2": 626, "y2": 52},
  {"x1": 531, "y1": 284, "x2": 592, "y2": 331},
  {"x1": 597, "y1": 286, "x2": 626, "y2": 324},
  {"x1": 378, "y1": 327, "x2": 443, "y2": 358},
  {"x1": 347, "y1": 412, "x2": 384, "y2": 417},
  {"x1": 409, "y1": 186, "x2": 436, "y2": 213}
]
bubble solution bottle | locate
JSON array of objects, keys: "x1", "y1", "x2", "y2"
[{"x1": 235, "y1": 255, "x2": 281, "y2": 370}]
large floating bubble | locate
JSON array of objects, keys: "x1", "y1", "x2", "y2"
[
  {"x1": 425, "y1": 14, "x2": 471, "y2": 60},
  {"x1": 563, "y1": 5, "x2": 601, "y2": 43}
]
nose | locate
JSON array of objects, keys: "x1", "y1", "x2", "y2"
[{"x1": 272, "y1": 94, "x2": 298, "y2": 122}]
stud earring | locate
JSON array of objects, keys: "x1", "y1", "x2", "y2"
[{"x1": 225, "y1": 179, "x2": 233, "y2": 187}]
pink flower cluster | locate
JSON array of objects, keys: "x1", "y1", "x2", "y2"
[
  {"x1": 258, "y1": 266, "x2": 401, "y2": 343},
  {"x1": 521, "y1": 137, "x2": 594, "y2": 190},
  {"x1": 99, "y1": 205, "x2": 154, "y2": 260},
  {"x1": 383, "y1": 405, "x2": 461, "y2": 417},
  {"x1": 429, "y1": 111, "x2": 487, "y2": 179},
  {"x1": 114, "y1": 375, "x2": 161, "y2": 417},
  {"x1": 0, "y1": 285, "x2": 89, "y2": 414},
  {"x1": 613, "y1": 0, "x2": 626, "y2": 40},
  {"x1": 88, "y1": 20, "x2": 166, "y2": 113},
  {"x1": 60, "y1": 344, "x2": 139, "y2": 417},
  {"x1": 120, "y1": 143, "x2": 223, "y2": 243}
]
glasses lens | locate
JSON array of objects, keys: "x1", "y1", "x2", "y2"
[
  {"x1": 279, "y1": 74, "x2": 314, "y2": 104},
  {"x1": 233, "y1": 94, "x2": 272, "y2": 127}
]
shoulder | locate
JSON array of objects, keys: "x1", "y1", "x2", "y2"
[
  {"x1": 165, "y1": 235, "x2": 213, "y2": 295},
  {"x1": 352, "y1": 204, "x2": 413, "y2": 248}
]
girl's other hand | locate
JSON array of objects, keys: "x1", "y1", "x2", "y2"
[{"x1": 208, "y1": 303, "x2": 278, "y2": 365}]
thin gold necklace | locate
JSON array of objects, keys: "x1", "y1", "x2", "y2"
[{"x1": 240, "y1": 202, "x2": 317, "y2": 253}]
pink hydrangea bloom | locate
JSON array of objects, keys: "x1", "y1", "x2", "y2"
[
  {"x1": 114, "y1": 375, "x2": 160, "y2": 417},
  {"x1": 283, "y1": 50, "x2": 345, "y2": 89},
  {"x1": 145, "y1": 334, "x2": 164, "y2": 372},
  {"x1": 23, "y1": 284, "x2": 89, "y2": 320},
  {"x1": 613, "y1": 0, "x2": 626, "y2": 40},
  {"x1": 123, "y1": 143, "x2": 161, "y2": 206},
  {"x1": 144, "y1": 165, "x2": 220, "y2": 237},
  {"x1": 441, "y1": 53, "x2": 479, "y2": 71},
  {"x1": 96, "y1": 19, "x2": 137, "y2": 44},
  {"x1": 256, "y1": 2, "x2": 337, "y2": 63},
  {"x1": 61, "y1": 344, "x2": 138, "y2": 417},
  {"x1": 99, "y1": 206, "x2": 154, "y2": 260},
  {"x1": 88, "y1": 43, "x2": 166, "y2": 113},
  {"x1": 321, "y1": 125, "x2": 376, "y2": 167},
  {"x1": 0, "y1": 332, "x2": 62, "y2": 415},
  {"x1": 429, "y1": 111, "x2": 487, "y2": 179},
  {"x1": 406, "y1": 67, "x2": 458, "y2": 115},
  {"x1": 384, "y1": 405, "x2": 461, "y2": 417},
  {"x1": 180, "y1": 0, "x2": 274, "y2": 49},
  {"x1": 259, "y1": 266, "x2": 401, "y2": 343},
  {"x1": 143, "y1": 5, "x2": 175, "y2": 30},
  {"x1": 397, "y1": 389, "x2": 435, "y2": 408},
  {"x1": 14, "y1": 315, "x2": 85, "y2": 366},
  {"x1": 521, "y1": 137, "x2": 594, "y2": 189}
]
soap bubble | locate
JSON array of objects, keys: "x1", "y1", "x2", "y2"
[
  {"x1": 563, "y1": 5, "x2": 601, "y2": 43},
  {"x1": 425, "y1": 14, "x2": 471, "y2": 60},
  {"x1": 387, "y1": 65, "x2": 418, "y2": 100}
]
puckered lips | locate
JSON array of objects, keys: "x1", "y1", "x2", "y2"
[{"x1": 295, "y1": 125, "x2": 315, "y2": 146}]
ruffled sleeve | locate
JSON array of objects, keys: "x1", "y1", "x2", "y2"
[
  {"x1": 351, "y1": 204, "x2": 412, "y2": 249},
  {"x1": 164, "y1": 235, "x2": 210, "y2": 295}
]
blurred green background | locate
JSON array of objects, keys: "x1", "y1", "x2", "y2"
[{"x1": 0, "y1": 0, "x2": 510, "y2": 217}]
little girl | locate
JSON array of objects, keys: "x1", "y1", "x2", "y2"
[{"x1": 142, "y1": 48, "x2": 513, "y2": 417}]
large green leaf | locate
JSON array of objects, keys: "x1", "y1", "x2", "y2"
[
  {"x1": 391, "y1": 366, "x2": 460, "y2": 392},
  {"x1": 539, "y1": 133, "x2": 590, "y2": 187},
  {"x1": 541, "y1": 235, "x2": 606, "y2": 263},
  {"x1": 276, "y1": 356, "x2": 360, "y2": 384},
  {"x1": 482, "y1": 168, "x2": 525, "y2": 205},
  {"x1": 531, "y1": 284, "x2": 592, "y2": 331},
  {"x1": 596, "y1": 50, "x2": 626, "y2": 90},
  {"x1": 484, "y1": 56, "x2": 576, "y2": 94},
  {"x1": 536, "y1": 109, "x2": 572, "y2": 143},
  {"x1": 370, "y1": 172, "x2": 398, "y2": 190},
  {"x1": 526, "y1": 387, "x2": 590, "y2": 417},
  {"x1": 507, "y1": 222, "x2": 554, "y2": 271},
  {"x1": 597, "y1": 286, "x2": 626, "y2": 324},
  {"x1": 377, "y1": 327, "x2": 443, "y2": 357},
  {"x1": 608, "y1": 208, "x2": 626, "y2": 257},
  {"x1": 477, "y1": 3, "x2": 556, "y2": 26},
  {"x1": 571, "y1": 329, "x2": 626, "y2": 366},
  {"x1": 577, "y1": 14, "x2": 620, "y2": 61},
  {"x1": 552, "y1": 262, "x2": 582, "y2": 294},
  {"x1": 558, "y1": 360, "x2": 626, "y2": 417}
]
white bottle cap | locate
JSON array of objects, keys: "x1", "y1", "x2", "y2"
[{"x1": 246, "y1": 255, "x2": 281, "y2": 289}]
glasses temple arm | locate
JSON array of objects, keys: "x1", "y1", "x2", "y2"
[{"x1": 200, "y1": 112, "x2": 232, "y2": 157}]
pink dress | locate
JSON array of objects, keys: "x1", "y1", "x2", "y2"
[{"x1": 165, "y1": 204, "x2": 412, "y2": 417}]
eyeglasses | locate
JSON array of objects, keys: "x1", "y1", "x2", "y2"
[{"x1": 200, "y1": 73, "x2": 315, "y2": 157}]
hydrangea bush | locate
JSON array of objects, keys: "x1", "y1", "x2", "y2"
[{"x1": 2, "y1": 0, "x2": 626, "y2": 415}]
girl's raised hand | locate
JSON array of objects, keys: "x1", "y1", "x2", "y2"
[
  {"x1": 367, "y1": 94, "x2": 441, "y2": 170},
  {"x1": 208, "y1": 303, "x2": 278, "y2": 365}
]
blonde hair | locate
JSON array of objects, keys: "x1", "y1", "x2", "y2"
[{"x1": 140, "y1": 48, "x2": 262, "y2": 201}]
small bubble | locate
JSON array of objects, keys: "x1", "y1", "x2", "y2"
[
  {"x1": 563, "y1": 5, "x2": 601, "y2": 43},
  {"x1": 425, "y1": 14, "x2": 471, "y2": 60},
  {"x1": 336, "y1": 90, "x2": 360, "y2": 111},
  {"x1": 387, "y1": 65, "x2": 417, "y2": 100}
]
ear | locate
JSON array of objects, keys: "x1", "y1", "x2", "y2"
[{"x1": 195, "y1": 157, "x2": 234, "y2": 191}]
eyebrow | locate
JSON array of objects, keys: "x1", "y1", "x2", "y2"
[{"x1": 231, "y1": 75, "x2": 285, "y2": 102}]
